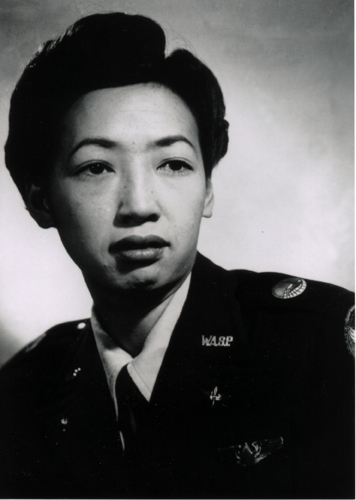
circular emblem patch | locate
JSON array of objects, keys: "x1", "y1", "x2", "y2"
[
  {"x1": 344, "y1": 305, "x2": 355, "y2": 358},
  {"x1": 272, "y1": 277, "x2": 307, "y2": 299}
]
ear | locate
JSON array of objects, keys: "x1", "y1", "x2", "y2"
[
  {"x1": 203, "y1": 177, "x2": 214, "y2": 218},
  {"x1": 26, "y1": 182, "x2": 55, "y2": 229}
]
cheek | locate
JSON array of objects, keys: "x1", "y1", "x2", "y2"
[
  {"x1": 166, "y1": 182, "x2": 207, "y2": 235},
  {"x1": 51, "y1": 187, "x2": 112, "y2": 245}
]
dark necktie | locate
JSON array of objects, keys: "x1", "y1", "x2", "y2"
[{"x1": 115, "y1": 364, "x2": 150, "y2": 455}]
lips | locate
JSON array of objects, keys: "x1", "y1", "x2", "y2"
[{"x1": 109, "y1": 235, "x2": 169, "y2": 262}]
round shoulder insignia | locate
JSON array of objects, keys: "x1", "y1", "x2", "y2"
[
  {"x1": 344, "y1": 305, "x2": 355, "y2": 358},
  {"x1": 272, "y1": 277, "x2": 307, "y2": 299}
]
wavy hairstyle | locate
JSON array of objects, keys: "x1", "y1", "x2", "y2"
[{"x1": 5, "y1": 12, "x2": 229, "y2": 201}]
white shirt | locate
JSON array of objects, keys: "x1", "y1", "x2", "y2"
[{"x1": 91, "y1": 275, "x2": 191, "y2": 417}]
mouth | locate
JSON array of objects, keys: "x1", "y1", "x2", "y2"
[{"x1": 109, "y1": 235, "x2": 169, "y2": 262}]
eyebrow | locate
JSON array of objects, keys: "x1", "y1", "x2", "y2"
[
  {"x1": 150, "y1": 135, "x2": 196, "y2": 152},
  {"x1": 68, "y1": 138, "x2": 116, "y2": 159},
  {"x1": 68, "y1": 135, "x2": 197, "y2": 159}
]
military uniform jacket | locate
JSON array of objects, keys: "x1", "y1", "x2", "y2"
[{"x1": 0, "y1": 254, "x2": 354, "y2": 498}]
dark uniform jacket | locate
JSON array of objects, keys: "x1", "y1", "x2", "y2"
[{"x1": 0, "y1": 254, "x2": 354, "y2": 499}]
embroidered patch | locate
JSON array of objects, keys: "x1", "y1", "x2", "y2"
[
  {"x1": 272, "y1": 277, "x2": 307, "y2": 299},
  {"x1": 344, "y1": 305, "x2": 355, "y2": 358},
  {"x1": 202, "y1": 335, "x2": 233, "y2": 347}
]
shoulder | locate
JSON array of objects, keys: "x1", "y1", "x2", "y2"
[
  {"x1": 231, "y1": 268, "x2": 354, "y2": 332},
  {"x1": 235, "y1": 269, "x2": 354, "y2": 358},
  {"x1": 231, "y1": 267, "x2": 354, "y2": 310},
  {"x1": 196, "y1": 252, "x2": 354, "y2": 312},
  {"x1": 0, "y1": 319, "x2": 91, "y2": 392},
  {"x1": 196, "y1": 253, "x2": 355, "y2": 359}
]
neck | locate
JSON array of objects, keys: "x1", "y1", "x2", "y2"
[{"x1": 87, "y1": 278, "x2": 186, "y2": 357}]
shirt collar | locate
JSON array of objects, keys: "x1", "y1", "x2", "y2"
[{"x1": 91, "y1": 274, "x2": 191, "y2": 414}]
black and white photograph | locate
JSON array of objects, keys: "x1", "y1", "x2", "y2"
[{"x1": 0, "y1": 1, "x2": 354, "y2": 498}]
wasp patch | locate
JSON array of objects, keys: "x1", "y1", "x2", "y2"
[{"x1": 202, "y1": 335, "x2": 233, "y2": 347}]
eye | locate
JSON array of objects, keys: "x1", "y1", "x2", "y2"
[
  {"x1": 87, "y1": 162, "x2": 110, "y2": 175},
  {"x1": 75, "y1": 162, "x2": 113, "y2": 177},
  {"x1": 158, "y1": 160, "x2": 192, "y2": 174}
]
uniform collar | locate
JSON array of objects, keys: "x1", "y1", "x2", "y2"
[{"x1": 91, "y1": 273, "x2": 191, "y2": 411}]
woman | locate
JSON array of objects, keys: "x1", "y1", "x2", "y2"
[{"x1": 0, "y1": 12, "x2": 354, "y2": 499}]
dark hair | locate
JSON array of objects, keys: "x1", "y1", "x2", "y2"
[{"x1": 5, "y1": 12, "x2": 229, "y2": 201}]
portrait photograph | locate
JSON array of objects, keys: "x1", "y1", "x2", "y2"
[{"x1": 0, "y1": 0, "x2": 354, "y2": 498}]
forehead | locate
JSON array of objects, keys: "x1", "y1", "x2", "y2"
[{"x1": 59, "y1": 84, "x2": 200, "y2": 152}]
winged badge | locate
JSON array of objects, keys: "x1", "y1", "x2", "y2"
[
  {"x1": 235, "y1": 437, "x2": 283, "y2": 467},
  {"x1": 219, "y1": 437, "x2": 284, "y2": 467}
]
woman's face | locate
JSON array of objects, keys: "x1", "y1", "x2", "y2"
[{"x1": 48, "y1": 84, "x2": 213, "y2": 296}]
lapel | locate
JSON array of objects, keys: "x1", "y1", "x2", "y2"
[{"x1": 36, "y1": 325, "x2": 121, "y2": 486}]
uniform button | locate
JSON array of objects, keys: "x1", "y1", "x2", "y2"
[{"x1": 77, "y1": 322, "x2": 86, "y2": 330}]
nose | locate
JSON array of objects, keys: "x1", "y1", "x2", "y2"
[{"x1": 115, "y1": 164, "x2": 160, "y2": 226}]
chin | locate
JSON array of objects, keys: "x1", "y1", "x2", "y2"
[
  {"x1": 116, "y1": 266, "x2": 187, "y2": 301},
  {"x1": 121, "y1": 275, "x2": 159, "y2": 291},
  {"x1": 114, "y1": 266, "x2": 164, "y2": 292}
]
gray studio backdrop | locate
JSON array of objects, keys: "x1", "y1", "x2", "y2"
[{"x1": 0, "y1": 0, "x2": 353, "y2": 365}]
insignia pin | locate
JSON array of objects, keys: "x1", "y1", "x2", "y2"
[
  {"x1": 272, "y1": 277, "x2": 307, "y2": 299},
  {"x1": 72, "y1": 367, "x2": 81, "y2": 378},
  {"x1": 210, "y1": 386, "x2": 222, "y2": 407},
  {"x1": 61, "y1": 417, "x2": 68, "y2": 432}
]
